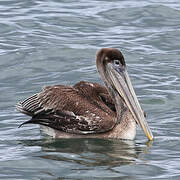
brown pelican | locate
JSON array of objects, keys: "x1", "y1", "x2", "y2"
[{"x1": 16, "y1": 48, "x2": 153, "y2": 140}]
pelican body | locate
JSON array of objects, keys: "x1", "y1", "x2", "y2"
[{"x1": 17, "y1": 48, "x2": 153, "y2": 140}]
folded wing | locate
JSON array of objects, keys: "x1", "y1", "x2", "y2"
[{"x1": 17, "y1": 82, "x2": 117, "y2": 134}]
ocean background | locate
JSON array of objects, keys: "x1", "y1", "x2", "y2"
[{"x1": 0, "y1": 0, "x2": 180, "y2": 179}]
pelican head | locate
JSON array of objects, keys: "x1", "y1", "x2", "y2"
[{"x1": 96, "y1": 48, "x2": 153, "y2": 141}]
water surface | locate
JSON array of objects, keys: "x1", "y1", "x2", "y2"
[{"x1": 0, "y1": 0, "x2": 180, "y2": 179}]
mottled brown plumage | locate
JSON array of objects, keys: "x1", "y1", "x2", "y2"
[
  {"x1": 17, "y1": 81, "x2": 117, "y2": 134},
  {"x1": 17, "y1": 48, "x2": 153, "y2": 140}
]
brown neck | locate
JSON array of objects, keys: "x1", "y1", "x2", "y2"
[
  {"x1": 111, "y1": 89, "x2": 128, "y2": 123},
  {"x1": 96, "y1": 57, "x2": 128, "y2": 124}
]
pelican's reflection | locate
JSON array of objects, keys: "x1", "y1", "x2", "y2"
[{"x1": 27, "y1": 138, "x2": 152, "y2": 167}]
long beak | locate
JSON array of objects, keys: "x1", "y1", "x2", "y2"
[{"x1": 107, "y1": 63, "x2": 153, "y2": 141}]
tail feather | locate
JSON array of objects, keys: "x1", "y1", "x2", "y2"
[
  {"x1": 16, "y1": 102, "x2": 34, "y2": 116},
  {"x1": 16, "y1": 93, "x2": 41, "y2": 116},
  {"x1": 18, "y1": 117, "x2": 51, "y2": 128}
]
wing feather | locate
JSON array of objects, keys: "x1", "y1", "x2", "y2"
[{"x1": 17, "y1": 83, "x2": 117, "y2": 134}]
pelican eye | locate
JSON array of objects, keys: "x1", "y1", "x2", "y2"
[{"x1": 114, "y1": 59, "x2": 121, "y2": 66}]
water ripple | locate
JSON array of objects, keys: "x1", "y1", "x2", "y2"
[{"x1": 0, "y1": 0, "x2": 180, "y2": 179}]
